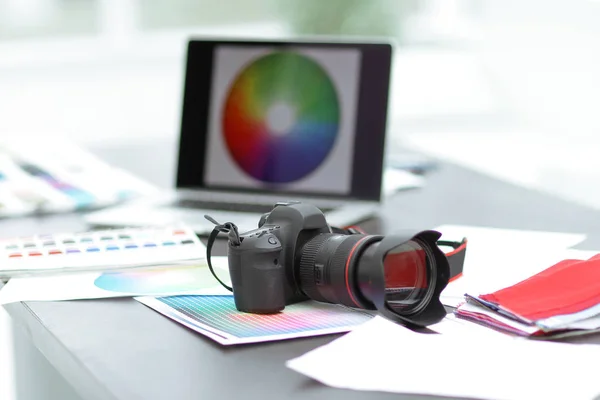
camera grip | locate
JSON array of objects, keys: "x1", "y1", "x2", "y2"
[{"x1": 228, "y1": 233, "x2": 286, "y2": 314}]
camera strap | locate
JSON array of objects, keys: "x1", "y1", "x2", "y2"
[
  {"x1": 204, "y1": 215, "x2": 238, "y2": 292},
  {"x1": 435, "y1": 238, "x2": 468, "y2": 281}
]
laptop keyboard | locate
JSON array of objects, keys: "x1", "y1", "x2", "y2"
[{"x1": 170, "y1": 199, "x2": 334, "y2": 214}]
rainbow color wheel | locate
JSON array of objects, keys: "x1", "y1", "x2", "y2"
[
  {"x1": 222, "y1": 52, "x2": 340, "y2": 184},
  {"x1": 94, "y1": 265, "x2": 217, "y2": 294}
]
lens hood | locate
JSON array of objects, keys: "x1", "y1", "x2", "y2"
[{"x1": 361, "y1": 230, "x2": 450, "y2": 327}]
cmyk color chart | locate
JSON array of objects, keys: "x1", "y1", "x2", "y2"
[{"x1": 136, "y1": 295, "x2": 374, "y2": 345}]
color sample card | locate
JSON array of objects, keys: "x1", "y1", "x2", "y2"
[
  {"x1": 0, "y1": 258, "x2": 230, "y2": 305},
  {"x1": 136, "y1": 295, "x2": 374, "y2": 345},
  {"x1": 0, "y1": 225, "x2": 205, "y2": 278}
]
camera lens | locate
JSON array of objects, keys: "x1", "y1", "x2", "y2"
[
  {"x1": 298, "y1": 231, "x2": 449, "y2": 327},
  {"x1": 373, "y1": 239, "x2": 434, "y2": 315},
  {"x1": 299, "y1": 233, "x2": 378, "y2": 309}
]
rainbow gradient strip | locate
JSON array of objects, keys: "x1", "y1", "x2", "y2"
[
  {"x1": 141, "y1": 295, "x2": 373, "y2": 345},
  {"x1": 222, "y1": 52, "x2": 340, "y2": 184}
]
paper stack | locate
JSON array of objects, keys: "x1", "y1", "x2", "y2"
[
  {"x1": 0, "y1": 137, "x2": 157, "y2": 218},
  {"x1": 455, "y1": 253, "x2": 600, "y2": 338}
]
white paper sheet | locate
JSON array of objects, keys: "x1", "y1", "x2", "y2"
[
  {"x1": 0, "y1": 257, "x2": 230, "y2": 304},
  {"x1": 435, "y1": 225, "x2": 587, "y2": 307},
  {"x1": 287, "y1": 316, "x2": 600, "y2": 400}
]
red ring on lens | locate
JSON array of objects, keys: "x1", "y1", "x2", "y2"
[{"x1": 345, "y1": 236, "x2": 371, "y2": 308}]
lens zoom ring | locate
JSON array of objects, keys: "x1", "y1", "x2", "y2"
[
  {"x1": 327, "y1": 235, "x2": 366, "y2": 307},
  {"x1": 298, "y1": 234, "x2": 333, "y2": 302}
]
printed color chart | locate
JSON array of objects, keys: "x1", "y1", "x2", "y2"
[
  {"x1": 0, "y1": 225, "x2": 205, "y2": 278},
  {"x1": 136, "y1": 295, "x2": 374, "y2": 345}
]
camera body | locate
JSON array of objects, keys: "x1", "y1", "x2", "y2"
[{"x1": 227, "y1": 202, "x2": 332, "y2": 313}]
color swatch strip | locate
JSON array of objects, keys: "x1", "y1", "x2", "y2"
[{"x1": 0, "y1": 226, "x2": 205, "y2": 278}]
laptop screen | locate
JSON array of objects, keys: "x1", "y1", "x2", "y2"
[{"x1": 177, "y1": 39, "x2": 392, "y2": 201}]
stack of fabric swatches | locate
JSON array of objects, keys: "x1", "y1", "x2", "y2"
[{"x1": 455, "y1": 254, "x2": 600, "y2": 339}]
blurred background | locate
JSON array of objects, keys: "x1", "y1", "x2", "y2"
[
  {"x1": 1, "y1": 0, "x2": 599, "y2": 208},
  {"x1": 0, "y1": 1, "x2": 599, "y2": 398}
]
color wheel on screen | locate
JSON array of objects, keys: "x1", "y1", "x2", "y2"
[{"x1": 222, "y1": 51, "x2": 340, "y2": 184}]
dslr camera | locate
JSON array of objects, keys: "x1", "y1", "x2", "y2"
[{"x1": 206, "y1": 202, "x2": 458, "y2": 327}]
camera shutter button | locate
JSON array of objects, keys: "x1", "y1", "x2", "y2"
[{"x1": 268, "y1": 237, "x2": 278, "y2": 245}]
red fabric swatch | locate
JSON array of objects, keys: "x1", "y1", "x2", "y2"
[{"x1": 480, "y1": 254, "x2": 600, "y2": 320}]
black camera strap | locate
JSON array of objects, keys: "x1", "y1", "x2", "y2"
[
  {"x1": 437, "y1": 237, "x2": 468, "y2": 281},
  {"x1": 204, "y1": 215, "x2": 239, "y2": 292}
]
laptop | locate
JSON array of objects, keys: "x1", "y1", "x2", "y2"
[{"x1": 85, "y1": 38, "x2": 393, "y2": 235}]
